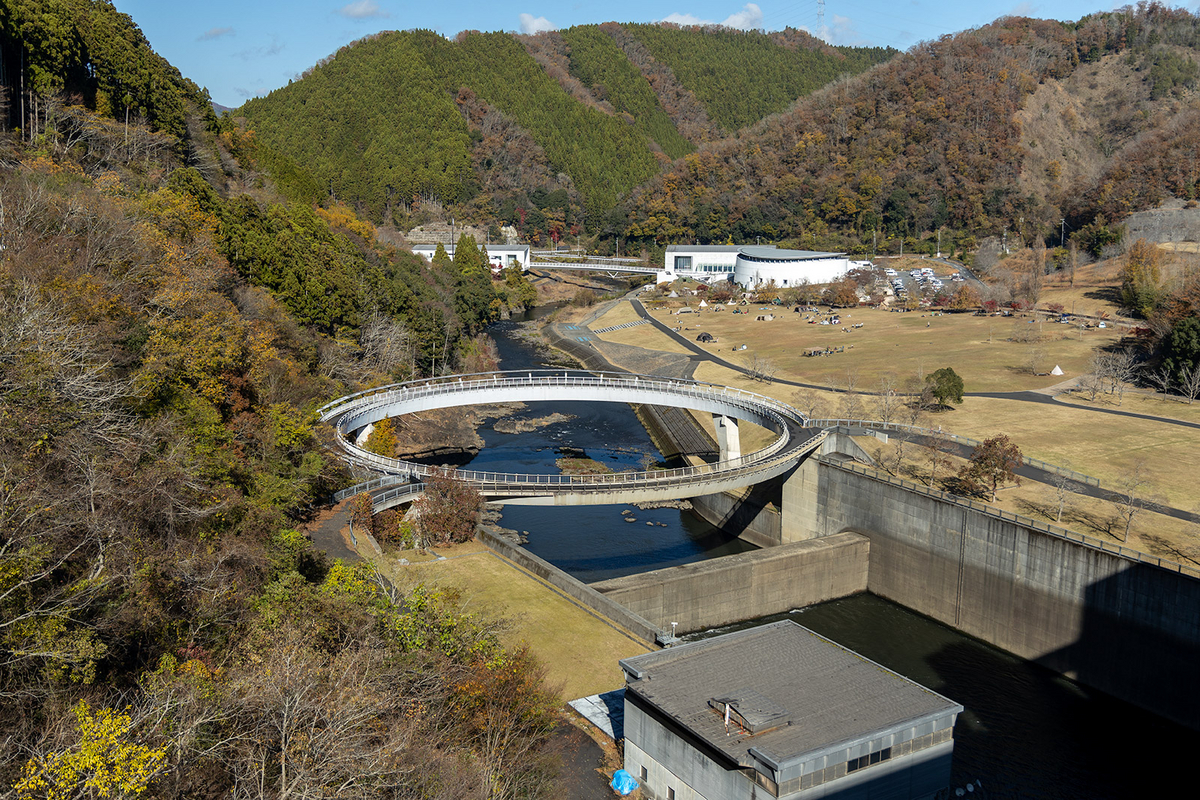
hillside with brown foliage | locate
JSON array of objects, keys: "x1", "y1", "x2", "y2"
[{"x1": 621, "y1": 5, "x2": 1200, "y2": 254}]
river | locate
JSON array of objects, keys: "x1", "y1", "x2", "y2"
[{"x1": 469, "y1": 314, "x2": 755, "y2": 583}]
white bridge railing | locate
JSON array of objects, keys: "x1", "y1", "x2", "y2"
[{"x1": 322, "y1": 370, "x2": 815, "y2": 498}]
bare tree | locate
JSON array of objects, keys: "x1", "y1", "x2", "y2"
[
  {"x1": 1025, "y1": 346, "x2": 1047, "y2": 376},
  {"x1": 1143, "y1": 364, "x2": 1175, "y2": 401},
  {"x1": 359, "y1": 311, "x2": 413, "y2": 376},
  {"x1": 875, "y1": 373, "x2": 900, "y2": 426},
  {"x1": 1110, "y1": 462, "x2": 1149, "y2": 543},
  {"x1": 1090, "y1": 349, "x2": 1137, "y2": 404},
  {"x1": 790, "y1": 388, "x2": 830, "y2": 423},
  {"x1": 1180, "y1": 362, "x2": 1200, "y2": 404},
  {"x1": 747, "y1": 353, "x2": 778, "y2": 382},
  {"x1": 1052, "y1": 473, "x2": 1079, "y2": 523},
  {"x1": 924, "y1": 429, "x2": 955, "y2": 488}
]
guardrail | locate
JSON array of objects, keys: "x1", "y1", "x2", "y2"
[
  {"x1": 823, "y1": 459, "x2": 1199, "y2": 578},
  {"x1": 321, "y1": 370, "x2": 814, "y2": 495},
  {"x1": 808, "y1": 418, "x2": 1101, "y2": 487}
]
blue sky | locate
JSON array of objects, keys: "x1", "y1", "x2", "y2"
[{"x1": 110, "y1": 1, "x2": 1189, "y2": 107}]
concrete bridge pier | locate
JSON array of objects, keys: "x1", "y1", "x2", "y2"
[{"x1": 713, "y1": 414, "x2": 741, "y2": 464}]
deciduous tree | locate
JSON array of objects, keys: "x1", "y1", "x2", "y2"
[
  {"x1": 925, "y1": 367, "x2": 964, "y2": 407},
  {"x1": 959, "y1": 434, "x2": 1022, "y2": 501}
]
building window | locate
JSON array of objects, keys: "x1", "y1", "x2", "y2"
[
  {"x1": 675, "y1": 256, "x2": 692, "y2": 270},
  {"x1": 668, "y1": 789, "x2": 675, "y2": 800},
  {"x1": 847, "y1": 746, "x2": 893, "y2": 773},
  {"x1": 639, "y1": 765, "x2": 648, "y2": 782}
]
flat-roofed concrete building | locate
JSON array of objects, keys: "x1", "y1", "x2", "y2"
[
  {"x1": 660, "y1": 245, "x2": 849, "y2": 288},
  {"x1": 620, "y1": 621, "x2": 962, "y2": 800}
]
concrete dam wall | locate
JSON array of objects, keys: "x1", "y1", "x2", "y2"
[
  {"x1": 811, "y1": 459, "x2": 1200, "y2": 729},
  {"x1": 591, "y1": 532, "x2": 869, "y2": 633}
]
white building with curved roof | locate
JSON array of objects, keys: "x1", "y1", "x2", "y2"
[{"x1": 661, "y1": 245, "x2": 849, "y2": 288}]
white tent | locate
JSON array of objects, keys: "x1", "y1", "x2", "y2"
[
  {"x1": 699, "y1": 299, "x2": 708, "y2": 307},
  {"x1": 1050, "y1": 365, "x2": 1064, "y2": 376},
  {"x1": 668, "y1": 291, "x2": 679, "y2": 298}
]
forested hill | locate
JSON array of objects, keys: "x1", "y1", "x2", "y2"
[
  {"x1": 237, "y1": 24, "x2": 894, "y2": 226},
  {"x1": 0, "y1": 0, "x2": 217, "y2": 149},
  {"x1": 1, "y1": 3, "x2": 566, "y2": 794},
  {"x1": 621, "y1": 5, "x2": 1200, "y2": 251}
]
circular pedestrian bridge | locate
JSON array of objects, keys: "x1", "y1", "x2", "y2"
[{"x1": 319, "y1": 370, "x2": 824, "y2": 508}]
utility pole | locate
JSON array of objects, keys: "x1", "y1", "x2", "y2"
[
  {"x1": 937, "y1": 227, "x2": 942, "y2": 259},
  {"x1": 1002, "y1": 226, "x2": 1008, "y2": 255},
  {"x1": 1061, "y1": 218, "x2": 1066, "y2": 248}
]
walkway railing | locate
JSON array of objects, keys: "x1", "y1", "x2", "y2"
[
  {"x1": 321, "y1": 370, "x2": 817, "y2": 497},
  {"x1": 807, "y1": 418, "x2": 1101, "y2": 487},
  {"x1": 823, "y1": 459, "x2": 1198, "y2": 578}
]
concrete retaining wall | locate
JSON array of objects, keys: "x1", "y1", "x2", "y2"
[
  {"x1": 813, "y1": 460, "x2": 1200, "y2": 729},
  {"x1": 590, "y1": 532, "x2": 869, "y2": 633},
  {"x1": 477, "y1": 529, "x2": 666, "y2": 645}
]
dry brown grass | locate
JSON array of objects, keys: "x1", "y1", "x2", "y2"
[
  {"x1": 376, "y1": 541, "x2": 651, "y2": 700},
  {"x1": 637, "y1": 302, "x2": 1120, "y2": 392},
  {"x1": 858, "y1": 438, "x2": 1200, "y2": 568}
]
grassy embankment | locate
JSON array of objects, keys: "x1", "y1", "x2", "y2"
[{"x1": 372, "y1": 540, "x2": 652, "y2": 700}]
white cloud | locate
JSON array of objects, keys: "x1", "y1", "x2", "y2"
[
  {"x1": 659, "y1": 4, "x2": 763, "y2": 30},
  {"x1": 337, "y1": 1, "x2": 388, "y2": 19},
  {"x1": 198, "y1": 26, "x2": 234, "y2": 41},
  {"x1": 519, "y1": 14, "x2": 557, "y2": 34},
  {"x1": 661, "y1": 12, "x2": 710, "y2": 26},
  {"x1": 721, "y1": 3, "x2": 763, "y2": 30}
]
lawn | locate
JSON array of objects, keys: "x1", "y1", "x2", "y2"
[
  {"x1": 639, "y1": 302, "x2": 1121, "y2": 393},
  {"x1": 379, "y1": 541, "x2": 651, "y2": 701}
]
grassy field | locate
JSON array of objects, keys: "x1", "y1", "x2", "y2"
[
  {"x1": 641, "y1": 303, "x2": 1122, "y2": 392},
  {"x1": 1037, "y1": 258, "x2": 1127, "y2": 319},
  {"x1": 377, "y1": 541, "x2": 651, "y2": 701},
  {"x1": 1055, "y1": 389, "x2": 1200, "y2": 423}
]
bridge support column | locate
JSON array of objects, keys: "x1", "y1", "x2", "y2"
[{"x1": 713, "y1": 414, "x2": 741, "y2": 463}]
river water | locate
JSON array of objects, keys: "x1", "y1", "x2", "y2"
[
  {"x1": 471, "y1": 316, "x2": 755, "y2": 582},
  {"x1": 471, "y1": 310, "x2": 1198, "y2": 798}
]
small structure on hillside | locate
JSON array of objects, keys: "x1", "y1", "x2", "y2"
[
  {"x1": 621, "y1": 621, "x2": 962, "y2": 800},
  {"x1": 696, "y1": 332, "x2": 716, "y2": 343},
  {"x1": 1050, "y1": 365, "x2": 1064, "y2": 376}
]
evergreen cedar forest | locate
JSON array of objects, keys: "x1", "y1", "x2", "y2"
[{"x1": 1, "y1": 0, "x2": 1200, "y2": 797}]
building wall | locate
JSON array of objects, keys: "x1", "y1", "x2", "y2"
[
  {"x1": 591, "y1": 532, "x2": 868, "y2": 634},
  {"x1": 625, "y1": 700, "x2": 956, "y2": 800},
  {"x1": 733, "y1": 256, "x2": 848, "y2": 288},
  {"x1": 624, "y1": 703, "x2": 750, "y2": 800}
]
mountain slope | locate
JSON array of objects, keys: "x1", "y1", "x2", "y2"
[
  {"x1": 621, "y1": 7, "x2": 1200, "y2": 251},
  {"x1": 238, "y1": 24, "x2": 893, "y2": 226}
]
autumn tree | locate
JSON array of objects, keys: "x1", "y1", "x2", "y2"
[
  {"x1": 959, "y1": 434, "x2": 1022, "y2": 501},
  {"x1": 1120, "y1": 238, "x2": 1163, "y2": 318},
  {"x1": 948, "y1": 284, "x2": 981, "y2": 311},
  {"x1": 413, "y1": 471, "x2": 483, "y2": 545},
  {"x1": 365, "y1": 417, "x2": 398, "y2": 457}
]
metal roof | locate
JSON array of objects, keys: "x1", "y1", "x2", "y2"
[
  {"x1": 620, "y1": 621, "x2": 961, "y2": 770},
  {"x1": 664, "y1": 244, "x2": 845, "y2": 260}
]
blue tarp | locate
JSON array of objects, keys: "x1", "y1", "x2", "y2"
[{"x1": 610, "y1": 769, "x2": 639, "y2": 796}]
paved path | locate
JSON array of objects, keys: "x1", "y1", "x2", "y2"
[{"x1": 303, "y1": 501, "x2": 360, "y2": 563}]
